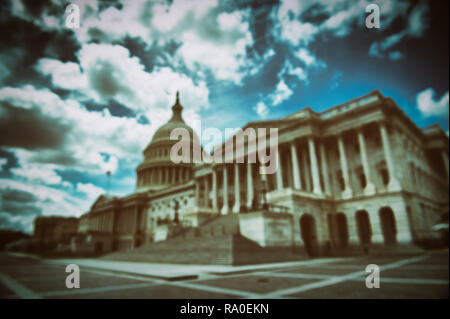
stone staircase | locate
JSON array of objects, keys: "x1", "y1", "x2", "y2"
[
  {"x1": 102, "y1": 214, "x2": 307, "y2": 265},
  {"x1": 103, "y1": 234, "x2": 235, "y2": 264}
]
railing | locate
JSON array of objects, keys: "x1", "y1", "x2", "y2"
[
  {"x1": 320, "y1": 94, "x2": 380, "y2": 119},
  {"x1": 240, "y1": 203, "x2": 290, "y2": 214}
]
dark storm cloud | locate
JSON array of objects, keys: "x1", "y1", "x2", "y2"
[
  {"x1": 0, "y1": 15, "x2": 80, "y2": 86},
  {"x1": 0, "y1": 188, "x2": 41, "y2": 216},
  {"x1": 86, "y1": 27, "x2": 112, "y2": 43},
  {"x1": 0, "y1": 214, "x2": 25, "y2": 231},
  {"x1": 299, "y1": 3, "x2": 331, "y2": 24},
  {"x1": 30, "y1": 151, "x2": 78, "y2": 166},
  {"x1": 119, "y1": 37, "x2": 182, "y2": 73},
  {"x1": 0, "y1": 101, "x2": 71, "y2": 150},
  {"x1": 21, "y1": 0, "x2": 59, "y2": 19},
  {"x1": 0, "y1": 149, "x2": 19, "y2": 177},
  {"x1": 84, "y1": 99, "x2": 136, "y2": 118},
  {"x1": 2, "y1": 188, "x2": 37, "y2": 203},
  {"x1": 87, "y1": 60, "x2": 133, "y2": 99},
  {"x1": 137, "y1": 114, "x2": 150, "y2": 125}
]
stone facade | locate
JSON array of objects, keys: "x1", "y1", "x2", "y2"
[
  {"x1": 75, "y1": 90, "x2": 449, "y2": 257},
  {"x1": 33, "y1": 216, "x2": 79, "y2": 252}
]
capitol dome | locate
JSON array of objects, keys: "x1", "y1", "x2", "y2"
[{"x1": 136, "y1": 92, "x2": 197, "y2": 192}]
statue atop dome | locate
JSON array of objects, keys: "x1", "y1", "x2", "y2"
[{"x1": 170, "y1": 91, "x2": 183, "y2": 123}]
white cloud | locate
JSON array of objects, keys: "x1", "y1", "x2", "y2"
[
  {"x1": 11, "y1": 165, "x2": 62, "y2": 185},
  {"x1": 36, "y1": 59, "x2": 87, "y2": 91},
  {"x1": 0, "y1": 178, "x2": 101, "y2": 220},
  {"x1": 274, "y1": 0, "x2": 428, "y2": 63},
  {"x1": 0, "y1": 85, "x2": 149, "y2": 172},
  {"x1": 76, "y1": 182, "x2": 105, "y2": 203},
  {"x1": 270, "y1": 80, "x2": 293, "y2": 106},
  {"x1": 10, "y1": 0, "x2": 262, "y2": 85},
  {"x1": 280, "y1": 60, "x2": 308, "y2": 84},
  {"x1": 388, "y1": 51, "x2": 404, "y2": 61},
  {"x1": 274, "y1": 0, "x2": 319, "y2": 46},
  {"x1": 408, "y1": 1, "x2": 429, "y2": 37},
  {"x1": 416, "y1": 88, "x2": 449, "y2": 117},
  {"x1": 36, "y1": 43, "x2": 210, "y2": 119},
  {"x1": 254, "y1": 101, "x2": 269, "y2": 118},
  {"x1": 99, "y1": 155, "x2": 118, "y2": 174},
  {"x1": 294, "y1": 48, "x2": 326, "y2": 69},
  {"x1": 0, "y1": 158, "x2": 7, "y2": 170},
  {"x1": 70, "y1": 0, "x2": 258, "y2": 85},
  {"x1": 321, "y1": 4, "x2": 361, "y2": 37}
]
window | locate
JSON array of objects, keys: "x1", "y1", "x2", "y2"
[
  {"x1": 359, "y1": 172, "x2": 366, "y2": 189},
  {"x1": 410, "y1": 163, "x2": 416, "y2": 185},
  {"x1": 338, "y1": 170, "x2": 345, "y2": 191},
  {"x1": 381, "y1": 168, "x2": 389, "y2": 186},
  {"x1": 375, "y1": 136, "x2": 381, "y2": 148}
]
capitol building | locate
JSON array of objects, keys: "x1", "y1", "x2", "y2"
[{"x1": 34, "y1": 90, "x2": 449, "y2": 264}]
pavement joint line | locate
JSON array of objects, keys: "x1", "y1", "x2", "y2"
[
  {"x1": 46, "y1": 260, "x2": 199, "y2": 281},
  {"x1": 41, "y1": 282, "x2": 159, "y2": 297},
  {"x1": 82, "y1": 267, "x2": 259, "y2": 298},
  {"x1": 348, "y1": 277, "x2": 449, "y2": 285},
  {"x1": 70, "y1": 255, "x2": 437, "y2": 298},
  {"x1": 189, "y1": 258, "x2": 354, "y2": 282},
  {"x1": 260, "y1": 272, "x2": 448, "y2": 285},
  {"x1": 183, "y1": 260, "x2": 348, "y2": 283},
  {"x1": 168, "y1": 281, "x2": 258, "y2": 298},
  {"x1": 46, "y1": 257, "x2": 349, "y2": 280},
  {"x1": 0, "y1": 272, "x2": 42, "y2": 299},
  {"x1": 249, "y1": 254, "x2": 431, "y2": 298},
  {"x1": 258, "y1": 272, "x2": 337, "y2": 280},
  {"x1": 205, "y1": 257, "x2": 353, "y2": 276},
  {"x1": 81, "y1": 268, "x2": 168, "y2": 285}
]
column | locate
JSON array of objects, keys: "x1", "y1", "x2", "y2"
[
  {"x1": 290, "y1": 142, "x2": 302, "y2": 190},
  {"x1": 308, "y1": 137, "x2": 323, "y2": 195},
  {"x1": 132, "y1": 206, "x2": 138, "y2": 233},
  {"x1": 195, "y1": 178, "x2": 200, "y2": 207},
  {"x1": 319, "y1": 142, "x2": 331, "y2": 195},
  {"x1": 232, "y1": 164, "x2": 240, "y2": 213},
  {"x1": 442, "y1": 151, "x2": 449, "y2": 183},
  {"x1": 159, "y1": 168, "x2": 163, "y2": 184},
  {"x1": 276, "y1": 148, "x2": 283, "y2": 190},
  {"x1": 172, "y1": 167, "x2": 176, "y2": 184},
  {"x1": 379, "y1": 122, "x2": 401, "y2": 190},
  {"x1": 165, "y1": 167, "x2": 169, "y2": 184},
  {"x1": 301, "y1": 148, "x2": 311, "y2": 191},
  {"x1": 246, "y1": 162, "x2": 254, "y2": 209},
  {"x1": 337, "y1": 135, "x2": 352, "y2": 197},
  {"x1": 357, "y1": 128, "x2": 376, "y2": 195},
  {"x1": 204, "y1": 176, "x2": 209, "y2": 208},
  {"x1": 221, "y1": 166, "x2": 229, "y2": 215},
  {"x1": 212, "y1": 169, "x2": 218, "y2": 212}
]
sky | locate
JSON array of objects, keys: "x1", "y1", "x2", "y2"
[{"x1": 0, "y1": 0, "x2": 448, "y2": 233}]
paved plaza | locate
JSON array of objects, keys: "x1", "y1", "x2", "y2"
[{"x1": 0, "y1": 251, "x2": 448, "y2": 299}]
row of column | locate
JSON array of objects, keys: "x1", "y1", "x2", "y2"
[
  {"x1": 89, "y1": 211, "x2": 114, "y2": 233},
  {"x1": 197, "y1": 122, "x2": 401, "y2": 213},
  {"x1": 138, "y1": 166, "x2": 191, "y2": 187}
]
